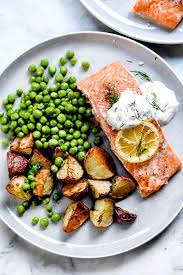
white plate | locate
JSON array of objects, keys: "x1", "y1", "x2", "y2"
[
  {"x1": 0, "y1": 32, "x2": 183, "y2": 258},
  {"x1": 80, "y1": 0, "x2": 183, "y2": 44}
]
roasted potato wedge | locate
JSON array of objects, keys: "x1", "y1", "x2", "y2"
[
  {"x1": 10, "y1": 133, "x2": 34, "y2": 155},
  {"x1": 30, "y1": 149, "x2": 51, "y2": 169},
  {"x1": 84, "y1": 147, "x2": 115, "y2": 180},
  {"x1": 7, "y1": 151, "x2": 28, "y2": 178},
  {"x1": 6, "y1": 176, "x2": 32, "y2": 200},
  {"x1": 88, "y1": 179, "x2": 111, "y2": 199},
  {"x1": 114, "y1": 206, "x2": 137, "y2": 224},
  {"x1": 90, "y1": 198, "x2": 114, "y2": 228},
  {"x1": 110, "y1": 176, "x2": 136, "y2": 201},
  {"x1": 56, "y1": 155, "x2": 84, "y2": 184},
  {"x1": 33, "y1": 169, "x2": 53, "y2": 197},
  {"x1": 63, "y1": 201, "x2": 90, "y2": 233},
  {"x1": 62, "y1": 179, "x2": 88, "y2": 201},
  {"x1": 53, "y1": 146, "x2": 68, "y2": 159}
]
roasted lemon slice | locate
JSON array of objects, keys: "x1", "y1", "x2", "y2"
[{"x1": 115, "y1": 121, "x2": 160, "y2": 163}]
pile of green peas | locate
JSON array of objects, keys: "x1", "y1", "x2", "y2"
[{"x1": 0, "y1": 50, "x2": 94, "y2": 161}]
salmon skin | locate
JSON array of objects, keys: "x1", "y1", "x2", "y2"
[
  {"x1": 78, "y1": 62, "x2": 182, "y2": 197},
  {"x1": 132, "y1": 0, "x2": 183, "y2": 30}
]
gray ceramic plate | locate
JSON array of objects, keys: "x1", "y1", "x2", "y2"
[
  {"x1": 80, "y1": 0, "x2": 183, "y2": 44},
  {"x1": 0, "y1": 32, "x2": 183, "y2": 258}
]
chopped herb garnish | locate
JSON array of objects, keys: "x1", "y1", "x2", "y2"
[
  {"x1": 136, "y1": 135, "x2": 147, "y2": 157},
  {"x1": 131, "y1": 71, "x2": 152, "y2": 82},
  {"x1": 126, "y1": 60, "x2": 133, "y2": 63},
  {"x1": 150, "y1": 101, "x2": 163, "y2": 112},
  {"x1": 106, "y1": 92, "x2": 119, "y2": 107}
]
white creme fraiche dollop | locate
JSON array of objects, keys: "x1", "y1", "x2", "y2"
[
  {"x1": 140, "y1": 81, "x2": 179, "y2": 126},
  {"x1": 106, "y1": 82, "x2": 179, "y2": 130},
  {"x1": 106, "y1": 90, "x2": 153, "y2": 130}
]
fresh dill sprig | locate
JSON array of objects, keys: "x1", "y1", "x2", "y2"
[
  {"x1": 131, "y1": 70, "x2": 152, "y2": 82},
  {"x1": 136, "y1": 135, "x2": 147, "y2": 157},
  {"x1": 150, "y1": 101, "x2": 163, "y2": 112},
  {"x1": 106, "y1": 92, "x2": 119, "y2": 107}
]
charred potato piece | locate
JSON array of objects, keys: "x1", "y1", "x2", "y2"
[
  {"x1": 110, "y1": 176, "x2": 136, "y2": 201},
  {"x1": 6, "y1": 176, "x2": 32, "y2": 200},
  {"x1": 63, "y1": 201, "x2": 90, "y2": 233},
  {"x1": 30, "y1": 149, "x2": 51, "y2": 169},
  {"x1": 114, "y1": 206, "x2": 137, "y2": 224},
  {"x1": 88, "y1": 179, "x2": 111, "y2": 199},
  {"x1": 7, "y1": 151, "x2": 28, "y2": 178},
  {"x1": 53, "y1": 146, "x2": 68, "y2": 159},
  {"x1": 84, "y1": 147, "x2": 115, "y2": 180},
  {"x1": 10, "y1": 133, "x2": 34, "y2": 155},
  {"x1": 56, "y1": 155, "x2": 84, "y2": 184},
  {"x1": 90, "y1": 198, "x2": 114, "y2": 228},
  {"x1": 62, "y1": 179, "x2": 88, "y2": 201},
  {"x1": 33, "y1": 169, "x2": 53, "y2": 197}
]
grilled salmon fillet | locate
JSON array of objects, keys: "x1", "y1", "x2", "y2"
[
  {"x1": 132, "y1": 0, "x2": 183, "y2": 29},
  {"x1": 78, "y1": 62, "x2": 182, "y2": 197}
]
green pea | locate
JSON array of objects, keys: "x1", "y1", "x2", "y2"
[
  {"x1": 51, "y1": 213, "x2": 61, "y2": 223},
  {"x1": 15, "y1": 127, "x2": 21, "y2": 134},
  {"x1": 1, "y1": 125, "x2": 9, "y2": 134},
  {"x1": 28, "y1": 175, "x2": 35, "y2": 181},
  {"x1": 66, "y1": 134, "x2": 73, "y2": 141},
  {"x1": 82, "y1": 60, "x2": 90, "y2": 70},
  {"x1": 55, "y1": 74, "x2": 63, "y2": 83},
  {"x1": 43, "y1": 76, "x2": 49, "y2": 84},
  {"x1": 43, "y1": 142, "x2": 49, "y2": 149},
  {"x1": 50, "y1": 119, "x2": 57, "y2": 127},
  {"x1": 78, "y1": 106, "x2": 86, "y2": 114},
  {"x1": 16, "y1": 89, "x2": 23, "y2": 97},
  {"x1": 81, "y1": 123, "x2": 89, "y2": 133},
  {"x1": 42, "y1": 125, "x2": 50, "y2": 134},
  {"x1": 7, "y1": 94, "x2": 15, "y2": 104},
  {"x1": 22, "y1": 183, "x2": 30, "y2": 191},
  {"x1": 70, "y1": 83, "x2": 77, "y2": 90},
  {"x1": 60, "y1": 82, "x2": 69, "y2": 90},
  {"x1": 73, "y1": 130, "x2": 81, "y2": 139},
  {"x1": 58, "y1": 90, "x2": 66, "y2": 98},
  {"x1": 0, "y1": 110, "x2": 4, "y2": 117},
  {"x1": 52, "y1": 134, "x2": 59, "y2": 140},
  {"x1": 58, "y1": 130, "x2": 66, "y2": 139},
  {"x1": 33, "y1": 130, "x2": 41, "y2": 139},
  {"x1": 54, "y1": 99, "x2": 61, "y2": 106},
  {"x1": 60, "y1": 66, "x2": 68, "y2": 76},
  {"x1": 43, "y1": 197, "x2": 50, "y2": 204},
  {"x1": 22, "y1": 125, "x2": 28, "y2": 134},
  {"x1": 27, "y1": 123, "x2": 35, "y2": 131},
  {"x1": 40, "y1": 217, "x2": 49, "y2": 229},
  {"x1": 39, "y1": 116, "x2": 47, "y2": 124},
  {"x1": 11, "y1": 112, "x2": 19, "y2": 121},
  {"x1": 57, "y1": 114, "x2": 66, "y2": 124},
  {"x1": 2, "y1": 139, "x2": 9, "y2": 147},
  {"x1": 75, "y1": 91, "x2": 81, "y2": 98},
  {"x1": 78, "y1": 145, "x2": 84, "y2": 152},
  {"x1": 24, "y1": 112, "x2": 30, "y2": 120},
  {"x1": 52, "y1": 192, "x2": 62, "y2": 201},
  {"x1": 83, "y1": 141, "x2": 91, "y2": 149},
  {"x1": 35, "y1": 76, "x2": 42, "y2": 83},
  {"x1": 28, "y1": 64, "x2": 36, "y2": 73},
  {"x1": 36, "y1": 66, "x2": 44, "y2": 77},
  {"x1": 49, "y1": 84, "x2": 57, "y2": 93},
  {"x1": 59, "y1": 56, "x2": 67, "y2": 65},
  {"x1": 36, "y1": 122, "x2": 42, "y2": 131},
  {"x1": 49, "y1": 139, "x2": 58, "y2": 148},
  {"x1": 7, "y1": 110, "x2": 14, "y2": 118},
  {"x1": 70, "y1": 139, "x2": 77, "y2": 147},
  {"x1": 42, "y1": 89, "x2": 49, "y2": 95},
  {"x1": 61, "y1": 144, "x2": 68, "y2": 152},
  {"x1": 17, "y1": 205, "x2": 25, "y2": 216},
  {"x1": 69, "y1": 146, "x2": 78, "y2": 155},
  {"x1": 33, "y1": 109, "x2": 42, "y2": 119},
  {"x1": 70, "y1": 58, "x2": 77, "y2": 66},
  {"x1": 48, "y1": 65, "x2": 57, "y2": 76},
  {"x1": 45, "y1": 204, "x2": 52, "y2": 212},
  {"x1": 66, "y1": 50, "x2": 74, "y2": 59},
  {"x1": 32, "y1": 82, "x2": 40, "y2": 91},
  {"x1": 50, "y1": 92, "x2": 58, "y2": 99},
  {"x1": 51, "y1": 164, "x2": 58, "y2": 173},
  {"x1": 5, "y1": 104, "x2": 13, "y2": 111},
  {"x1": 10, "y1": 121, "x2": 17, "y2": 130},
  {"x1": 77, "y1": 151, "x2": 86, "y2": 162},
  {"x1": 65, "y1": 103, "x2": 73, "y2": 113},
  {"x1": 64, "y1": 120, "x2": 73, "y2": 128},
  {"x1": 42, "y1": 95, "x2": 50, "y2": 103},
  {"x1": 32, "y1": 217, "x2": 39, "y2": 225},
  {"x1": 54, "y1": 157, "x2": 64, "y2": 167},
  {"x1": 29, "y1": 76, "x2": 36, "y2": 83},
  {"x1": 18, "y1": 119, "x2": 25, "y2": 127},
  {"x1": 25, "y1": 100, "x2": 31, "y2": 106},
  {"x1": 40, "y1": 82, "x2": 47, "y2": 91},
  {"x1": 2, "y1": 98, "x2": 8, "y2": 105},
  {"x1": 51, "y1": 126, "x2": 59, "y2": 135},
  {"x1": 40, "y1": 58, "x2": 49, "y2": 68},
  {"x1": 35, "y1": 140, "x2": 42, "y2": 148},
  {"x1": 46, "y1": 106, "x2": 54, "y2": 116}
]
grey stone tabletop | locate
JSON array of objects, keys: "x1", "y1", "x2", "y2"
[{"x1": 0, "y1": 0, "x2": 183, "y2": 274}]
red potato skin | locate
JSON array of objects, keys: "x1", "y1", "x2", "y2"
[
  {"x1": 64, "y1": 202, "x2": 90, "y2": 233},
  {"x1": 114, "y1": 206, "x2": 137, "y2": 224},
  {"x1": 62, "y1": 180, "x2": 88, "y2": 201},
  {"x1": 7, "y1": 151, "x2": 28, "y2": 178}
]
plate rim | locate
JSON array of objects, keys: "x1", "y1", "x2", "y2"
[
  {"x1": 0, "y1": 31, "x2": 183, "y2": 258},
  {"x1": 80, "y1": 0, "x2": 183, "y2": 45}
]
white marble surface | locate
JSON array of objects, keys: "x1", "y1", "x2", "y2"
[{"x1": 0, "y1": 0, "x2": 183, "y2": 274}]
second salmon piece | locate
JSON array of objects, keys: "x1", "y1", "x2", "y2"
[{"x1": 132, "y1": 0, "x2": 183, "y2": 30}]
